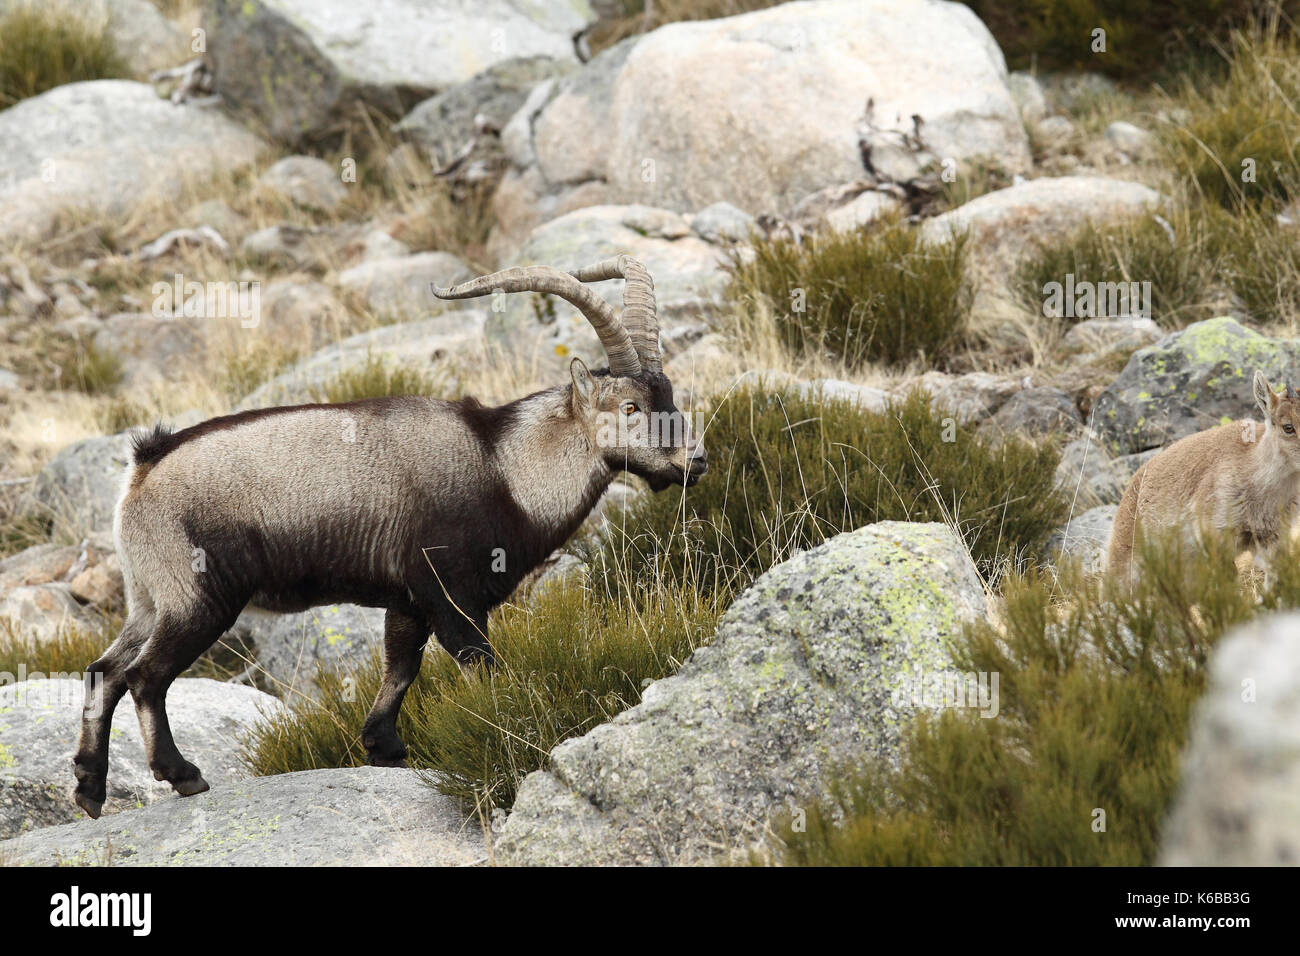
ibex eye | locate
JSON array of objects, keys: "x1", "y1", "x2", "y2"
[
  {"x1": 621, "y1": 402, "x2": 638, "y2": 416},
  {"x1": 1285, "y1": 423, "x2": 1296, "y2": 435}
]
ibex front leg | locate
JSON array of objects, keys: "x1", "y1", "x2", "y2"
[{"x1": 362, "y1": 610, "x2": 431, "y2": 767}]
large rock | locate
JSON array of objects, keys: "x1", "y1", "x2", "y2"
[
  {"x1": 1093, "y1": 317, "x2": 1300, "y2": 455},
  {"x1": 0, "y1": 80, "x2": 264, "y2": 245},
  {"x1": 205, "y1": 0, "x2": 595, "y2": 144},
  {"x1": 493, "y1": 0, "x2": 1029, "y2": 248},
  {"x1": 337, "y1": 252, "x2": 473, "y2": 323},
  {"x1": 0, "y1": 767, "x2": 484, "y2": 865},
  {"x1": 921, "y1": 176, "x2": 1161, "y2": 260},
  {"x1": 227, "y1": 603, "x2": 385, "y2": 699},
  {"x1": 487, "y1": 204, "x2": 727, "y2": 368},
  {"x1": 92, "y1": 313, "x2": 205, "y2": 387},
  {"x1": 237, "y1": 311, "x2": 485, "y2": 408},
  {"x1": 0, "y1": 584, "x2": 95, "y2": 646},
  {"x1": 26, "y1": 431, "x2": 134, "y2": 535},
  {"x1": 395, "y1": 56, "x2": 574, "y2": 160},
  {"x1": 1160, "y1": 612, "x2": 1300, "y2": 866},
  {"x1": 0, "y1": 678, "x2": 284, "y2": 839},
  {"x1": 495, "y1": 521, "x2": 988, "y2": 866},
  {"x1": 1054, "y1": 436, "x2": 1130, "y2": 507},
  {"x1": 1044, "y1": 504, "x2": 1116, "y2": 574}
]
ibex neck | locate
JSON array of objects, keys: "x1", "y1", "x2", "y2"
[{"x1": 492, "y1": 385, "x2": 612, "y2": 539}]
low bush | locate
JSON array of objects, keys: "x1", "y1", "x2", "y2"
[
  {"x1": 724, "y1": 222, "x2": 971, "y2": 369},
  {"x1": 585, "y1": 383, "x2": 1067, "y2": 603},
  {"x1": 0, "y1": 1, "x2": 126, "y2": 107}
]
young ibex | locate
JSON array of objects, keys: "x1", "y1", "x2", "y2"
[
  {"x1": 72, "y1": 256, "x2": 707, "y2": 819},
  {"x1": 1107, "y1": 370, "x2": 1300, "y2": 579}
]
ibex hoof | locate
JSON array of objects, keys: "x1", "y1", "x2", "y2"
[
  {"x1": 172, "y1": 775, "x2": 210, "y2": 797},
  {"x1": 74, "y1": 792, "x2": 104, "y2": 820}
]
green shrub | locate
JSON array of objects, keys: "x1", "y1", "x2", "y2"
[
  {"x1": 0, "y1": 616, "x2": 116, "y2": 679},
  {"x1": 218, "y1": 345, "x2": 302, "y2": 404},
  {"x1": 1161, "y1": 22, "x2": 1300, "y2": 210},
  {"x1": 724, "y1": 222, "x2": 971, "y2": 369},
  {"x1": 1013, "y1": 209, "x2": 1229, "y2": 330},
  {"x1": 310, "y1": 354, "x2": 449, "y2": 404},
  {"x1": 770, "y1": 530, "x2": 1300, "y2": 865},
  {"x1": 1217, "y1": 203, "x2": 1300, "y2": 322},
  {"x1": 242, "y1": 581, "x2": 723, "y2": 810},
  {"x1": 964, "y1": 0, "x2": 1275, "y2": 81},
  {"x1": 0, "y1": 1, "x2": 126, "y2": 107},
  {"x1": 584, "y1": 384, "x2": 1068, "y2": 604}
]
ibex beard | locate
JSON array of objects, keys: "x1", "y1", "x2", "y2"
[
  {"x1": 71, "y1": 256, "x2": 707, "y2": 819},
  {"x1": 1107, "y1": 369, "x2": 1300, "y2": 582}
]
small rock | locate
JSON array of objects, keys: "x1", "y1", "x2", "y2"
[
  {"x1": 823, "y1": 190, "x2": 903, "y2": 232},
  {"x1": 1034, "y1": 115, "x2": 1076, "y2": 146},
  {"x1": 1104, "y1": 120, "x2": 1154, "y2": 157},
  {"x1": 978, "y1": 387, "x2": 1082, "y2": 442},
  {"x1": 1160, "y1": 612, "x2": 1300, "y2": 865},
  {"x1": 1007, "y1": 71, "x2": 1047, "y2": 124},
  {"x1": 1060, "y1": 316, "x2": 1162, "y2": 358},
  {"x1": 0, "y1": 584, "x2": 93, "y2": 645},
  {"x1": 690, "y1": 201, "x2": 755, "y2": 244},
  {"x1": 240, "y1": 224, "x2": 328, "y2": 271},
  {"x1": 1044, "y1": 504, "x2": 1116, "y2": 574},
  {"x1": 259, "y1": 156, "x2": 348, "y2": 212},
  {"x1": 337, "y1": 252, "x2": 473, "y2": 323}
]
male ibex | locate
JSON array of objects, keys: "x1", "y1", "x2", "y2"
[
  {"x1": 73, "y1": 256, "x2": 707, "y2": 818},
  {"x1": 1107, "y1": 370, "x2": 1300, "y2": 579}
]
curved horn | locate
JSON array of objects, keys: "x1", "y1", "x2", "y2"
[
  {"x1": 568, "y1": 255, "x2": 661, "y2": 373},
  {"x1": 433, "y1": 266, "x2": 641, "y2": 376}
]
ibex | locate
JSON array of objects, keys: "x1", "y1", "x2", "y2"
[
  {"x1": 1107, "y1": 370, "x2": 1300, "y2": 580},
  {"x1": 72, "y1": 256, "x2": 707, "y2": 819}
]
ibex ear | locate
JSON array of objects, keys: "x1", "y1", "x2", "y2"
[
  {"x1": 1253, "y1": 369, "x2": 1277, "y2": 416},
  {"x1": 570, "y1": 357, "x2": 596, "y2": 409}
]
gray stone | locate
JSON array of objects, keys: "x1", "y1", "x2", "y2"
[
  {"x1": 259, "y1": 156, "x2": 348, "y2": 212},
  {"x1": 823, "y1": 190, "x2": 904, "y2": 232},
  {"x1": 911, "y1": 370, "x2": 1022, "y2": 425},
  {"x1": 26, "y1": 431, "x2": 134, "y2": 535},
  {"x1": 921, "y1": 176, "x2": 1161, "y2": 261},
  {"x1": 690, "y1": 201, "x2": 755, "y2": 244},
  {"x1": 92, "y1": 313, "x2": 204, "y2": 386},
  {"x1": 495, "y1": 521, "x2": 987, "y2": 866},
  {"x1": 395, "y1": 56, "x2": 573, "y2": 160},
  {"x1": 0, "y1": 678, "x2": 284, "y2": 839},
  {"x1": 1060, "y1": 316, "x2": 1163, "y2": 359},
  {"x1": 1044, "y1": 505, "x2": 1116, "y2": 574},
  {"x1": 487, "y1": 204, "x2": 727, "y2": 370},
  {"x1": 0, "y1": 80, "x2": 264, "y2": 245},
  {"x1": 0, "y1": 583, "x2": 94, "y2": 646},
  {"x1": 1007, "y1": 70, "x2": 1047, "y2": 124},
  {"x1": 236, "y1": 312, "x2": 485, "y2": 408},
  {"x1": 1054, "y1": 436, "x2": 1128, "y2": 507},
  {"x1": 494, "y1": 0, "x2": 1028, "y2": 248},
  {"x1": 337, "y1": 252, "x2": 473, "y2": 323},
  {"x1": 227, "y1": 603, "x2": 385, "y2": 700},
  {"x1": 1033, "y1": 114, "x2": 1076, "y2": 147},
  {"x1": 791, "y1": 378, "x2": 890, "y2": 414},
  {"x1": 205, "y1": 0, "x2": 594, "y2": 144},
  {"x1": 1160, "y1": 612, "x2": 1300, "y2": 866},
  {"x1": 977, "y1": 387, "x2": 1082, "y2": 442},
  {"x1": 1105, "y1": 120, "x2": 1155, "y2": 157},
  {"x1": 0, "y1": 766, "x2": 484, "y2": 865},
  {"x1": 240, "y1": 224, "x2": 329, "y2": 271},
  {"x1": 1093, "y1": 317, "x2": 1300, "y2": 455}
]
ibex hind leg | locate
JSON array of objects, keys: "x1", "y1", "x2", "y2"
[
  {"x1": 72, "y1": 611, "x2": 153, "y2": 819},
  {"x1": 123, "y1": 606, "x2": 239, "y2": 797}
]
